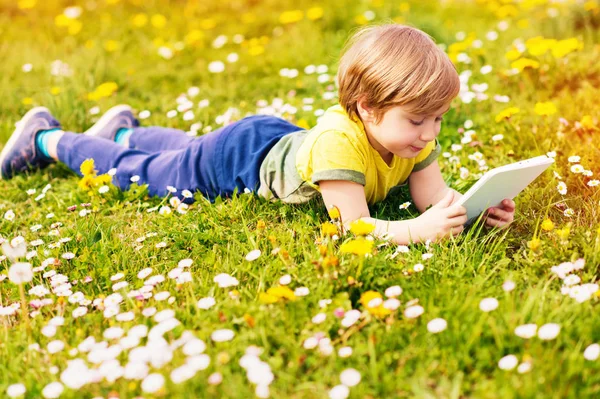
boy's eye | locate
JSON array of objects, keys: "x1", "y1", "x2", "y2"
[{"x1": 409, "y1": 119, "x2": 424, "y2": 126}]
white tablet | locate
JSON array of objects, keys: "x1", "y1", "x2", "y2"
[{"x1": 455, "y1": 155, "x2": 555, "y2": 225}]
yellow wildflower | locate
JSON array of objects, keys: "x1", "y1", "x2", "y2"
[
  {"x1": 295, "y1": 118, "x2": 311, "y2": 130},
  {"x1": 349, "y1": 219, "x2": 375, "y2": 236},
  {"x1": 327, "y1": 205, "x2": 340, "y2": 220},
  {"x1": 22, "y1": 97, "x2": 33, "y2": 105},
  {"x1": 534, "y1": 102, "x2": 557, "y2": 116},
  {"x1": 259, "y1": 286, "x2": 296, "y2": 303},
  {"x1": 78, "y1": 175, "x2": 95, "y2": 191},
  {"x1": 551, "y1": 38, "x2": 583, "y2": 58},
  {"x1": 279, "y1": 10, "x2": 304, "y2": 24},
  {"x1": 256, "y1": 220, "x2": 266, "y2": 230},
  {"x1": 103, "y1": 40, "x2": 120, "y2": 53},
  {"x1": 541, "y1": 219, "x2": 554, "y2": 231},
  {"x1": 495, "y1": 107, "x2": 520, "y2": 123},
  {"x1": 504, "y1": 48, "x2": 522, "y2": 61},
  {"x1": 93, "y1": 174, "x2": 112, "y2": 185},
  {"x1": 340, "y1": 238, "x2": 373, "y2": 256},
  {"x1": 80, "y1": 159, "x2": 96, "y2": 176},
  {"x1": 241, "y1": 13, "x2": 256, "y2": 24},
  {"x1": 556, "y1": 226, "x2": 571, "y2": 241},
  {"x1": 259, "y1": 292, "x2": 278, "y2": 304},
  {"x1": 68, "y1": 20, "x2": 82, "y2": 35},
  {"x1": 306, "y1": 7, "x2": 324, "y2": 20},
  {"x1": 321, "y1": 222, "x2": 338, "y2": 237},
  {"x1": 526, "y1": 37, "x2": 556, "y2": 57},
  {"x1": 510, "y1": 58, "x2": 540, "y2": 72},
  {"x1": 151, "y1": 14, "x2": 166, "y2": 29},
  {"x1": 360, "y1": 291, "x2": 392, "y2": 318},
  {"x1": 248, "y1": 45, "x2": 265, "y2": 56},
  {"x1": 200, "y1": 18, "x2": 216, "y2": 30},
  {"x1": 322, "y1": 256, "x2": 339, "y2": 268},
  {"x1": 267, "y1": 286, "x2": 296, "y2": 301},
  {"x1": 18, "y1": 0, "x2": 36, "y2": 9},
  {"x1": 55, "y1": 14, "x2": 70, "y2": 27},
  {"x1": 50, "y1": 87, "x2": 61, "y2": 95},
  {"x1": 185, "y1": 30, "x2": 204, "y2": 46},
  {"x1": 580, "y1": 115, "x2": 597, "y2": 130},
  {"x1": 131, "y1": 13, "x2": 148, "y2": 28},
  {"x1": 527, "y1": 238, "x2": 541, "y2": 252}
]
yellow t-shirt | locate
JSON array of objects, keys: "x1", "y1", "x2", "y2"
[{"x1": 257, "y1": 104, "x2": 440, "y2": 205}]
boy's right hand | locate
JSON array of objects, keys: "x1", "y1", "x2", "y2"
[{"x1": 411, "y1": 190, "x2": 468, "y2": 243}]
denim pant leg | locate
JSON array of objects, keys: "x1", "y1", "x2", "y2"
[
  {"x1": 56, "y1": 132, "x2": 221, "y2": 199},
  {"x1": 129, "y1": 126, "x2": 196, "y2": 151}
]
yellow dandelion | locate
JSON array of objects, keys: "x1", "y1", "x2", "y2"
[
  {"x1": 68, "y1": 20, "x2": 82, "y2": 35},
  {"x1": 322, "y1": 256, "x2": 339, "y2": 268},
  {"x1": 80, "y1": 159, "x2": 96, "y2": 176},
  {"x1": 22, "y1": 97, "x2": 33, "y2": 105},
  {"x1": 131, "y1": 13, "x2": 148, "y2": 28},
  {"x1": 495, "y1": 107, "x2": 520, "y2": 123},
  {"x1": 580, "y1": 115, "x2": 597, "y2": 130},
  {"x1": 295, "y1": 119, "x2": 311, "y2": 130},
  {"x1": 527, "y1": 238, "x2": 541, "y2": 252},
  {"x1": 151, "y1": 14, "x2": 166, "y2": 29},
  {"x1": 185, "y1": 30, "x2": 205, "y2": 46},
  {"x1": 510, "y1": 57, "x2": 540, "y2": 72},
  {"x1": 17, "y1": 0, "x2": 36, "y2": 9},
  {"x1": 279, "y1": 10, "x2": 304, "y2": 24},
  {"x1": 50, "y1": 87, "x2": 61, "y2": 95},
  {"x1": 256, "y1": 220, "x2": 266, "y2": 230},
  {"x1": 200, "y1": 18, "x2": 216, "y2": 30},
  {"x1": 556, "y1": 226, "x2": 571, "y2": 241},
  {"x1": 93, "y1": 174, "x2": 112, "y2": 185},
  {"x1": 327, "y1": 205, "x2": 340, "y2": 220},
  {"x1": 306, "y1": 7, "x2": 324, "y2": 20},
  {"x1": 259, "y1": 292, "x2": 279, "y2": 304},
  {"x1": 534, "y1": 102, "x2": 557, "y2": 116},
  {"x1": 551, "y1": 38, "x2": 583, "y2": 58},
  {"x1": 266, "y1": 286, "x2": 296, "y2": 301},
  {"x1": 78, "y1": 175, "x2": 95, "y2": 191},
  {"x1": 340, "y1": 238, "x2": 373, "y2": 256},
  {"x1": 321, "y1": 222, "x2": 338, "y2": 237},
  {"x1": 349, "y1": 219, "x2": 375, "y2": 236},
  {"x1": 541, "y1": 219, "x2": 554, "y2": 231},
  {"x1": 103, "y1": 40, "x2": 120, "y2": 52},
  {"x1": 360, "y1": 291, "x2": 391, "y2": 318}
]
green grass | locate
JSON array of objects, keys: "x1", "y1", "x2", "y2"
[{"x1": 1, "y1": 0, "x2": 600, "y2": 398}]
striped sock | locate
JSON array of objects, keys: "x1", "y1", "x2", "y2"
[
  {"x1": 35, "y1": 128, "x2": 62, "y2": 160},
  {"x1": 115, "y1": 128, "x2": 133, "y2": 146}
]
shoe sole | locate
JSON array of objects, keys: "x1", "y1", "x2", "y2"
[
  {"x1": 83, "y1": 104, "x2": 133, "y2": 138},
  {"x1": 0, "y1": 106, "x2": 51, "y2": 180}
]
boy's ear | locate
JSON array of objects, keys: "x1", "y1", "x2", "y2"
[{"x1": 356, "y1": 97, "x2": 375, "y2": 123}]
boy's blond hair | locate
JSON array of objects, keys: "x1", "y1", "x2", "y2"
[{"x1": 336, "y1": 23, "x2": 461, "y2": 125}]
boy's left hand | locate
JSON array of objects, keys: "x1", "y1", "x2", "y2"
[{"x1": 483, "y1": 199, "x2": 515, "y2": 229}]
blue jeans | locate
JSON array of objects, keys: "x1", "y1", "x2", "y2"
[{"x1": 56, "y1": 115, "x2": 304, "y2": 202}]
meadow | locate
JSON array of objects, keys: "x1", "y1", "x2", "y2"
[{"x1": 1, "y1": 0, "x2": 600, "y2": 398}]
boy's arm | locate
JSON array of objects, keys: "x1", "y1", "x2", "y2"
[
  {"x1": 408, "y1": 160, "x2": 463, "y2": 213},
  {"x1": 319, "y1": 180, "x2": 425, "y2": 245}
]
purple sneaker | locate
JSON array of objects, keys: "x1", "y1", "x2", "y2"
[
  {"x1": 84, "y1": 104, "x2": 140, "y2": 140},
  {"x1": 0, "y1": 107, "x2": 60, "y2": 180}
]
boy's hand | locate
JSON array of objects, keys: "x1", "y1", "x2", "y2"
[
  {"x1": 412, "y1": 190, "x2": 468, "y2": 243},
  {"x1": 483, "y1": 199, "x2": 515, "y2": 229}
]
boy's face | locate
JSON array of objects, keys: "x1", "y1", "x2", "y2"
[{"x1": 357, "y1": 101, "x2": 451, "y2": 162}]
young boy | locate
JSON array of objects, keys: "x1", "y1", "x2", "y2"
[{"x1": 0, "y1": 23, "x2": 515, "y2": 245}]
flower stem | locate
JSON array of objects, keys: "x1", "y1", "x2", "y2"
[{"x1": 19, "y1": 284, "x2": 30, "y2": 330}]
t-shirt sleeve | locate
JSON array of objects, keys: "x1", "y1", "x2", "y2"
[
  {"x1": 411, "y1": 138, "x2": 442, "y2": 173},
  {"x1": 308, "y1": 130, "x2": 367, "y2": 185}
]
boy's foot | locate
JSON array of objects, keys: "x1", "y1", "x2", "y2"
[
  {"x1": 0, "y1": 107, "x2": 60, "y2": 180},
  {"x1": 83, "y1": 104, "x2": 139, "y2": 140}
]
